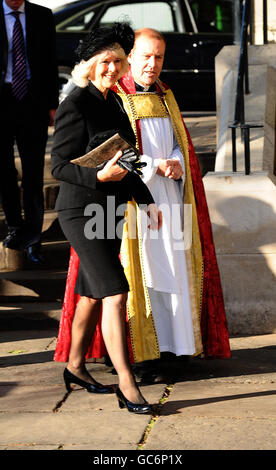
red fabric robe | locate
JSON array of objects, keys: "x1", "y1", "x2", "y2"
[{"x1": 54, "y1": 71, "x2": 231, "y2": 362}]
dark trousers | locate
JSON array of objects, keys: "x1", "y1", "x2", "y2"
[{"x1": 0, "y1": 84, "x2": 49, "y2": 247}]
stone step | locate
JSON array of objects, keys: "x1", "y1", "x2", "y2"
[
  {"x1": 0, "y1": 239, "x2": 70, "y2": 272},
  {"x1": 0, "y1": 212, "x2": 69, "y2": 271},
  {"x1": 0, "y1": 209, "x2": 70, "y2": 271},
  {"x1": 0, "y1": 210, "x2": 62, "y2": 240},
  {"x1": 0, "y1": 269, "x2": 67, "y2": 303},
  {"x1": 0, "y1": 212, "x2": 67, "y2": 326},
  {"x1": 0, "y1": 301, "x2": 62, "y2": 330}
]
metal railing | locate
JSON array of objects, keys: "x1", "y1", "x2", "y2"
[
  {"x1": 229, "y1": 0, "x2": 266, "y2": 175},
  {"x1": 263, "y1": 0, "x2": 268, "y2": 44}
]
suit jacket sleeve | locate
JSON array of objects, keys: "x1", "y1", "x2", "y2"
[
  {"x1": 44, "y1": 8, "x2": 59, "y2": 110},
  {"x1": 124, "y1": 172, "x2": 155, "y2": 206},
  {"x1": 25, "y1": 3, "x2": 59, "y2": 110},
  {"x1": 51, "y1": 97, "x2": 98, "y2": 189}
]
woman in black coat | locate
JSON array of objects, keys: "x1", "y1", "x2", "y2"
[{"x1": 51, "y1": 24, "x2": 161, "y2": 413}]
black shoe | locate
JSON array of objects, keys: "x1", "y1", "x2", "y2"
[
  {"x1": 132, "y1": 359, "x2": 166, "y2": 384},
  {"x1": 132, "y1": 359, "x2": 160, "y2": 378},
  {"x1": 25, "y1": 243, "x2": 44, "y2": 265},
  {"x1": 141, "y1": 371, "x2": 167, "y2": 384},
  {"x1": 63, "y1": 367, "x2": 114, "y2": 394},
  {"x1": 116, "y1": 387, "x2": 152, "y2": 414},
  {"x1": 2, "y1": 228, "x2": 23, "y2": 250}
]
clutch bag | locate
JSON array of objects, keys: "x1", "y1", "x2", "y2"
[{"x1": 70, "y1": 133, "x2": 138, "y2": 168}]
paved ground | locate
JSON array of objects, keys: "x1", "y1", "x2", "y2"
[
  {"x1": 184, "y1": 114, "x2": 217, "y2": 155},
  {"x1": 0, "y1": 330, "x2": 275, "y2": 452}
]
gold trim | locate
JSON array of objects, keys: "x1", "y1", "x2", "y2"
[
  {"x1": 116, "y1": 82, "x2": 139, "y2": 147},
  {"x1": 118, "y1": 81, "x2": 204, "y2": 357},
  {"x1": 122, "y1": 93, "x2": 168, "y2": 119},
  {"x1": 120, "y1": 202, "x2": 160, "y2": 362}
]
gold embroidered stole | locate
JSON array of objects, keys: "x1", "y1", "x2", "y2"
[{"x1": 118, "y1": 83, "x2": 203, "y2": 361}]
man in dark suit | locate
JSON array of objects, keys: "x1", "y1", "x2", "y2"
[{"x1": 0, "y1": 0, "x2": 59, "y2": 263}]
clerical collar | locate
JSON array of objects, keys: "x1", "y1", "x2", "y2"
[{"x1": 134, "y1": 82, "x2": 156, "y2": 93}]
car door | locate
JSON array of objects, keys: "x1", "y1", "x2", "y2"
[
  {"x1": 55, "y1": 2, "x2": 102, "y2": 71},
  {"x1": 93, "y1": 0, "x2": 203, "y2": 109},
  {"x1": 171, "y1": 0, "x2": 234, "y2": 110},
  {"x1": 56, "y1": 1, "x2": 184, "y2": 101},
  {"x1": 55, "y1": 0, "x2": 234, "y2": 111},
  {"x1": 93, "y1": 0, "x2": 234, "y2": 110}
]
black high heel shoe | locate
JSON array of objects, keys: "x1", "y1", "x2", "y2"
[
  {"x1": 64, "y1": 368, "x2": 114, "y2": 394},
  {"x1": 116, "y1": 387, "x2": 152, "y2": 414}
]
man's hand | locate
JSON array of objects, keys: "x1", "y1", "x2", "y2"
[
  {"x1": 147, "y1": 203, "x2": 162, "y2": 231},
  {"x1": 96, "y1": 150, "x2": 128, "y2": 182},
  {"x1": 157, "y1": 158, "x2": 183, "y2": 180}
]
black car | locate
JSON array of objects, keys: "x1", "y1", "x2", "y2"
[{"x1": 53, "y1": 0, "x2": 235, "y2": 111}]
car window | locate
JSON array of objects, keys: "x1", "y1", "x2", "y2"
[
  {"x1": 56, "y1": 9, "x2": 95, "y2": 32},
  {"x1": 99, "y1": 2, "x2": 175, "y2": 32},
  {"x1": 189, "y1": 0, "x2": 233, "y2": 33}
]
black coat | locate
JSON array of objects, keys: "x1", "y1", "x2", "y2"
[
  {"x1": 51, "y1": 82, "x2": 154, "y2": 211},
  {"x1": 0, "y1": 0, "x2": 59, "y2": 110}
]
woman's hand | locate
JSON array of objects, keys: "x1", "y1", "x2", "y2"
[
  {"x1": 156, "y1": 158, "x2": 183, "y2": 180},
  {"x1": 147, "y1": 203, "x2": 162, "y2": 231},
  {"x1": 96, "y1": 150, "x2": 128, "y2": 182}
]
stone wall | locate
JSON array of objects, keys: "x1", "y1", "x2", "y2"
[
  {"x1": 263, "y1": 66, "x2": 276, "y2": 178},
  {"x1": 203, "y1": 171, "x2": 276, "y2": 335}
]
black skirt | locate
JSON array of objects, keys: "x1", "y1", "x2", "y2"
[{"x1": 58, "y1": 207, "x2": 129, "y2": 298}]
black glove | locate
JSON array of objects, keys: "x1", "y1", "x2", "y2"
[
  {"x1": 88, "y1": 131, "x2": 147, "y2": 176},
  {"x1": 117, "y1": 148, "x2": 147, "y2": 176},
  {"x1": 96, "y1": 148, "x2": 147, "y2": 176}
]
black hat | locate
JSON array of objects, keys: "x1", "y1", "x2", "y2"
[{"x1": 76, "y1": 22, "x2": 134, "y2": 61}]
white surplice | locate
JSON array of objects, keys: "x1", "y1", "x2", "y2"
[{"x1": 139, "y1": 114, "x2": 196, "y2": 356}]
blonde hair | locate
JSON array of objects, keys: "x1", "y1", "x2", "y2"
[{"x1": 71, "y1": 43, "x2": 130, "y2": 88}]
